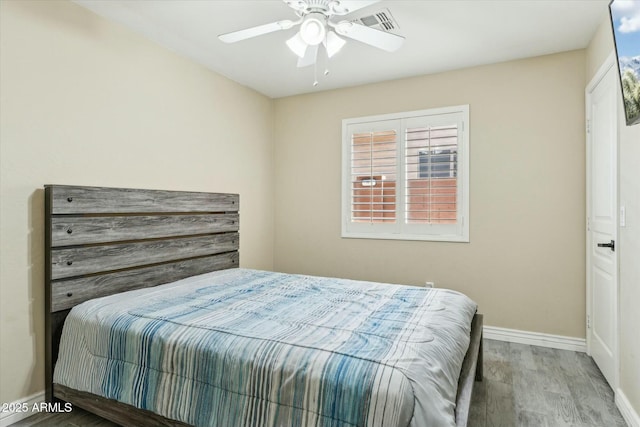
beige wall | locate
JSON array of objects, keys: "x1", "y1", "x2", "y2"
[
  {"x1": 274, "y1": 51, "x2": 586, "y2": 338},
  {"x1": 0, "y1": 0, "x2": 274, "y2": 403},
  {"x1": 586, "y1": 18, "x2": 616, "y2": 82},
  {"x1": 586, "y1": 16, "x2": 640, "y2": 421}
]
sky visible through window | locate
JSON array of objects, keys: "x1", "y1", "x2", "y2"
[{"x1": 610, "y1": 0, "x2": 640, "y2": 58}]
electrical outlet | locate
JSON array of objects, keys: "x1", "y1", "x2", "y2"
[{"x1": 425, "y1": 281, "x2": 435, "y2": 288}]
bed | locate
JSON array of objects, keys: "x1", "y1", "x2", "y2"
[{"x1": 45, "y1": 185, "x2": 483, "y2": 427}]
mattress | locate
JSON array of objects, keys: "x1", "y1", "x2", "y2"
[{"x1": 54, "y1": 268, "x2": 477, "y2": 427}]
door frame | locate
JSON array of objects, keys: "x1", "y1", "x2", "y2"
[{"x1": 585, "y1": 51, "x2": 619, "y2": 390}]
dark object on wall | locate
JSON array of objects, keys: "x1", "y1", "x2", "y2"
[{"x1": 609, "y1": 0, "x2": 640, "y2": 126}]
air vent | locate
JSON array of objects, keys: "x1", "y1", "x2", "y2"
[{"x1": 353, "y1": 9, "x2": 399, "y2": 33}]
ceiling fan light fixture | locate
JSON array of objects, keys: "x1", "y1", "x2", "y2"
[
  {"x1": 300, "y1": 13, "x2": 326, "y2": 45},
  {"x1": 324, "y1": 31, "x2": 346, "y2": 58},
  {"x1": 286, "y1": 32, "x2": 308, "y2": 58}
]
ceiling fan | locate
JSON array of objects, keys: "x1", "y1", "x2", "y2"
[{"x1": 218, "y1": 0, "x2": 404, "y2": 74}]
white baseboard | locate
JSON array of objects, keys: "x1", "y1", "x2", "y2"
[
  {"x1": 0, "y1": 391, "x2": 45, "y2": 427},
  {"x1": 484, "y1": 325, "x2": 587, "y2": 352},
  {"x1": 616, "y1": 389, "x2": 640, "y2": 427}
]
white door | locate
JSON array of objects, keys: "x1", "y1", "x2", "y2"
[{"x1": 586, "y1": 58, "x2": 618, "y2": 388}]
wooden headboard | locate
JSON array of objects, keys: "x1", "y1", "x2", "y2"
[{"x1": 44, "y1": 185, "x2": 239, "y2": 401}]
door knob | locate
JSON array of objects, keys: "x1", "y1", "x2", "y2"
[{"x1": 597, "y1": 240, "x2": 615, "y2": 251}]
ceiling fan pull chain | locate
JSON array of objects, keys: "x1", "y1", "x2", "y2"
[
  {"x1": 323, "y1": 43, "x2": 330, "y2": 76},
  {"x1": 313, "y1": 60, "x2": 319, "y2": 86}
]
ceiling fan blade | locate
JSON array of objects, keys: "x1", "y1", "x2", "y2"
[
  {"x1": 329, "y1": 0, "x2": 381, "y2": 15},
  {"x1": 219, "y1": 20, "x2": 295, "y2": 43},
  {"x1": 334, "y1": 21, "x2": 404, "y2": 52},
  {"x1": 297, "y1": 44, "x2": 318, "y2": 68}
]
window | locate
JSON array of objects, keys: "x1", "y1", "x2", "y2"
[{"x1": 342, "y1": 105, "x2": 469, "y2": 242}]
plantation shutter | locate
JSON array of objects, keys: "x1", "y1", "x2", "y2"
[
  {"x1": 346, "y1": 120, "x2": 400, "y2": 232},
  {"x1": 405, "y1": 124, "x2": 458, "y2": 224},
  {"x1": 342, "y1": 106, "x2": 468, "y2": 242}
]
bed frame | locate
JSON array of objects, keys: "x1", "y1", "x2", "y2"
[{"x1": 45, "y1": 184, "x2": 482, "y2": 427}]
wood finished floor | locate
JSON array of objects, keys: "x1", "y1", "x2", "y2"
[
  {"x1": 470, "y1": 340, "x2": 627, "y2": 427},
  {"x1": 12, "y1": 339, "x2": 627, "y2": 427}
]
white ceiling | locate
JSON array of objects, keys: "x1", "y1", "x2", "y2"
[{"x1": 74, "y1": 0, "x2": 610, "y2": 98}]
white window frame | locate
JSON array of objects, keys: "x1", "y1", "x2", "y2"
[{"x1": 342, "y1": 105, "x2": 470, "y2": 242}]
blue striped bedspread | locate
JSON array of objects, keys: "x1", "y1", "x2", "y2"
[{"x1": 54, "y1": 268, "x2": 477, "y2": 427}]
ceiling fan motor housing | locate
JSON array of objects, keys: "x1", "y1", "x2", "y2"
[{"x1": 286, "y1": 1, "x2": 347, "y2": 16}]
